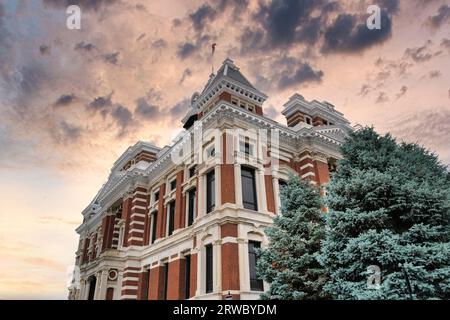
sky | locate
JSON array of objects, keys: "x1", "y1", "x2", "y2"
[{"x1": 0, "y1": 0, "x2": 449, "y2": 299}]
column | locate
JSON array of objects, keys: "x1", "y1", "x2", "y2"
[
  {"x1": 221, "y1": 223, "x2": 240, "y2": 299},
  {"x1": 234, "y1": 164, "x2": 243, "y2": 207}
]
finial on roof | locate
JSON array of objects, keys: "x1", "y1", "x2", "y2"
[{"x1": 223, "y1": 58, "x2": 238, "y2": 70}]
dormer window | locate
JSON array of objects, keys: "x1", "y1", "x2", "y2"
[
  {"x1": 305, "y1": 116, "x2": 312, "y2": 125},
  {"x1": 231, "y1": 98, "x2": 238, "y2": 106}
]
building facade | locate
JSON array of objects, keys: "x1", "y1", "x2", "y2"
[{"x1": 68, "y1": 58, "x2": 352, "y2": 300}]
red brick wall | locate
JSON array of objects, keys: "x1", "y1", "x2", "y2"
[
  {"x1": 264, "y1": 175, "x2": 276, "y2": 214},
  {"x1": 314, "y1": 160, "x2": 330, "y2": 185},
  {"x1": 121, "y1": 197, "x2": 132, "y2": 247},
  {"x1": 189, "y1": 253, "x2": 197, "y2": 298},
  {"x1": 148, "y1": 266, "x2": 165, "y2": 300},
  {"x1": 221, "y1": 224, "x2": 240, "y2": 297},
  {"x1": 167, "y1": 259, "x2": 186, "y2": 300}
]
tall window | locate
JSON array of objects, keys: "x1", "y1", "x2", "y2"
[
  {"x1": 205, "y1": 244, "x2": 213, "y2": 293},
  {"x1": 187, "y1": 188, "x2": 196, "y2": 226},
  {"x1": 151, "y1": 211, "x2": 158, "y2": 244},
  {"x1": 154, "y1": 191, "x2": 159, "y2": 202},
  {"x1": 248, "y1": 241, "x2": 263, "y2": 291},
  {"x1": 167, "y1": 201, "x2": 175, "y2": 236},
  {"x1": 241, "y1": 166, "x2": 258, "y2": 211},
  {"x1": 185, "y1": 255, "x2": 191, "y2": 299},
  {"x1": 206, "y1": 170, "x2": 215, "y2": 214},
  {"x1": 163, "y1": 263, "x2": 169, "y2": 300}
]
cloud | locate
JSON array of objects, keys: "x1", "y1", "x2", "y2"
[
  {"x1": 395, "y1": 85, "x2": 408, "y2": 99},
  {"x1": 428, "y1": 70, "x2": 441, "y2": 79},
  {"x1": 23, "y1": 257, "x2": 66, "y2": 272},
  {"x1": 39, "y1": 45, "x2": 51, "y2": 55},
  {"x1": 321, "y1": 11, "x2": 393, "y2": 54},
  {"x1": 189, "y1": 3, "x2": 217, "y2": 32},
  {"x1": 101, "y1": 52, "x2": 120, "y2": 65},
  {"x1": 278, "y1": 62, "x2": 324, "y2": 89},
  {"x1": 51, "y1": 121, "x2": 82, "y2": 144},
  {"x1": 74, "y1": 41, "x2": 96, "y2": 52},
  {"x1": 169, "y1": 97, "x2": 190, "y2": 121},
  {"x1": 151, "y1": 38, "x2": 167, "y2": 49},
  {"x1": 427, "y1": 4, "x2": 450, "y2": 29},
  {"x1": 111, "y1": 104, "x2": 133, "y2": 131},
  {"x1": 179, "y1": 68, "x2": 192, "y2": 84},
  {"x1": 134, "y1": 97, "x2": 160, "y2": 120},
  {"x1": 88, "y1": 93, "x2": 113, "y2": 113},
  {"x1": 53, "y1": 94, "x2": 76, "y2": 107},
  {"x1": 42, "y1": 0, "x2": 118, "y2": 11},
  {"x1": 404, "y1": 40, "x2": 441, "y2": 63},
  {"x1": 441, "y1": 38, "x2": 450, "y2": 51},
  {"x1": 177, "y1": 42, "x2": 198, "y2": 59},
  {"x1": 376, "y1": 91, "x2": 389, "y2": 103}
]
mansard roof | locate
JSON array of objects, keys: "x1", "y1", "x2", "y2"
[{"x1": 282, "y1": 93, "x2": 351, "y2": 127}]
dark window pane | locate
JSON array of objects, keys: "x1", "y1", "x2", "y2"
[
  {"x1": 154, "y1": 191, "x2": 159, "y2": 202},
  {"x1": 206, "y1": 170, "x2": 215, "y2": 214},
  {"x1": 170, "y1": 179, "x2": 176, "y2": 191},
  {"x1": 168, "y1": 201, "x2": 175, "y2": 236},
  {"x1": 241, "y1": 167, "x2": 257, "y2": 211},
  {"x1": 205, "y1": 244, "x2": 213, "y2": 293},
  {"x1": 185, "y1": 255, "x2": 191, "y2": 299},
  {"x1": 151, "y1": 211, "x2": 158, "y2": 244},
  {"x1": 188, "y1": 188, "x2": 196, "y2": 226},
  {"x1": 248, "y1": 241, "x2": 263, "y2": 291},
  {"x1": 189, "y1": 166, "x2": 197, "y2": 178},
  {"x1": 163, "y1": 263, "x2": 169, "y2": 300}
]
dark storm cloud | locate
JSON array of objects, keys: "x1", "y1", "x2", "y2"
[
  {"x1": 134, "y1": 98, "x2": 160, "y2": 120},
  {"x1": 239, "y1": 0, "x2": 397, "y2": 55},
  {"x1": 102, "y1": 52, "x2": 119, "y2": 65},
  {"x1": 169, "y1": 98, "x2": 190, "y2": 120},
  {"x1": 42, "y1": 0, "x2": 118, "y2": 11},
  {"x1": 278, "y1": 62, "x2": 324, "y2": 89},
  {"x1": 74, "y1": 42, "x2": 96, "y2": 52},
  {"x1": 88, "y1": 93, "x2": 113, "y2": 113},
  {"x1": 177, "y1": 42, "x2": 198, "y2": 59},
  {"x1": 427, "y1": 5, "x2": 450, "y2": 29},
  {"x1": 441, "y1": 38, "x2": 450, "y2": 51},
  {"x1": 321, "y1": 11, "x2": 392, "y2": 54},
  {"x1": 252, "y1": 0, "x2": 329, "y2": 48},
  {"x1": 39, "y1": 45, "x2": 51, "y2": 55},
  {"x1": 189, "y1": 3, "x2": 217, "y2": 32},
  {"x1": 111, "y1": 105, "x2": 133, "y2": 130},
  {"x1": 54, "y1": 94, "x2": 76, "y2": 107}
]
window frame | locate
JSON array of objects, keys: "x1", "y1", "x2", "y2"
[{"x1": 241, "y1": 166, "x2": 258, "y2": 211}]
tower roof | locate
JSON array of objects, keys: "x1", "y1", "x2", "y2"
[{"x1": 202, "y1": 58, "x2": 256, "y2": 93}]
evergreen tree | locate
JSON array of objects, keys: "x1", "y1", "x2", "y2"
[
  {"x1": 256, "y1": 174, "x2": 329, "y2": 300},
  {"x1": 319, "y1": 127, "x2": 450, "y2": 300}
]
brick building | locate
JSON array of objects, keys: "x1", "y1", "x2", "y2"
[{"x1": 68, "y1": 58, "x2": 352, "y2": 300}]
